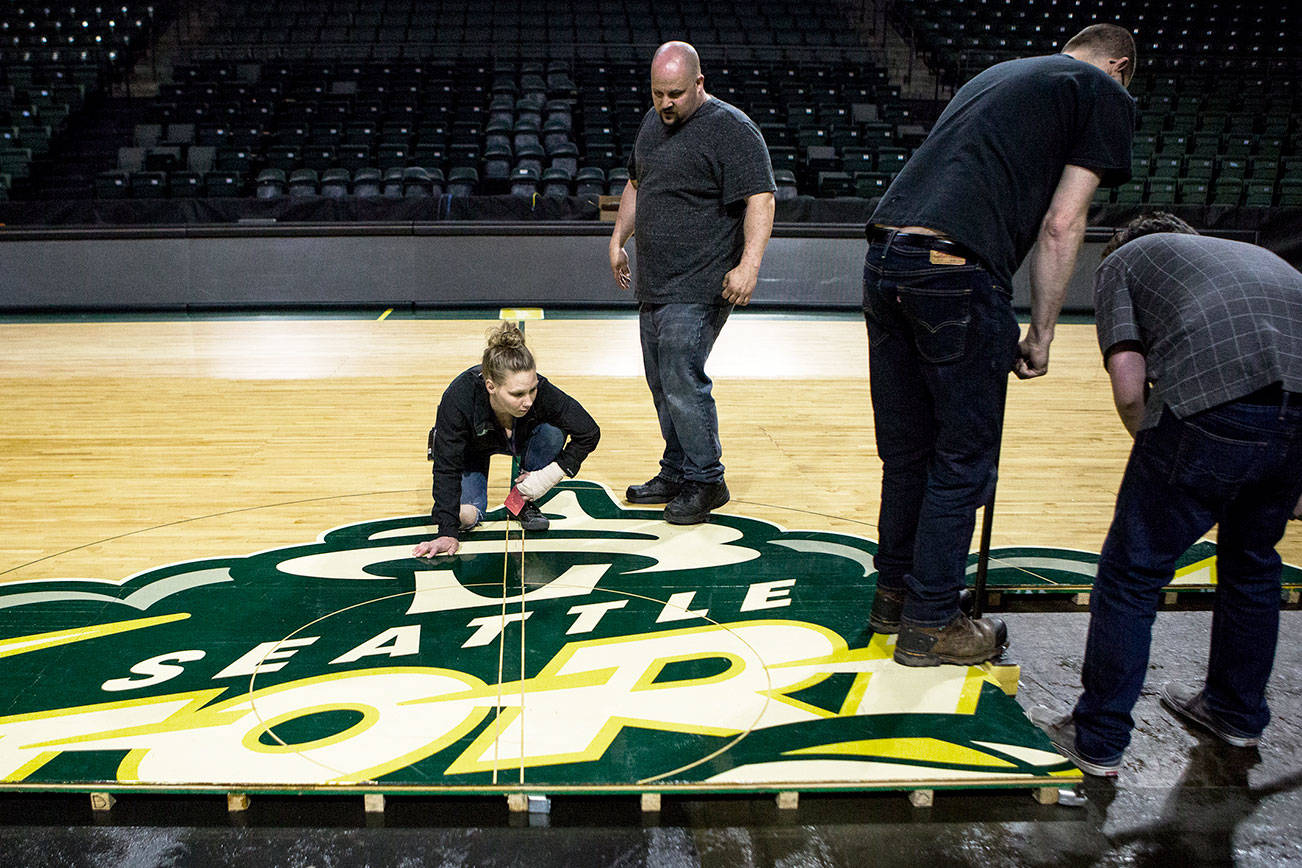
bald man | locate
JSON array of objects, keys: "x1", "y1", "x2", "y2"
[{"x1": 609, "y1": 41, "x2": 776, "y2": 525}]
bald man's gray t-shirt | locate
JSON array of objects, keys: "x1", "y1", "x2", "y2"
[{"x1": 628, "y1": 98, "x2": 775, "y2": 305}]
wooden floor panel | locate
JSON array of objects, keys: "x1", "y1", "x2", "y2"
[
  {"x1": 1, "y1": 313, "x2": 1299, "y2": 796},
  {"x1": 2, "y1": 315, "x2": 1297, "y2": 584}
]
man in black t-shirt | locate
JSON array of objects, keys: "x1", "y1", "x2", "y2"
[
  {"x1": 608, "y1": 41, "x2": 776, "y2": 525},
  {"x1": 863, "y1": 24, "x2": 1137, "y2": 667}
]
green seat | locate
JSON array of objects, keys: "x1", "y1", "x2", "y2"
[
  {"x1": 1278, "y1": 178, "x2": 1302, "y2": 206},
  {"x1": 1177, "y1": 179, "x2": 1209, "y2": 205},
  {"x1": 1210, "y1": 179, "x2": 1243, "y2": 206},
  {"x1": 1243, "y1": 182, "x2": 1276, "y2": 207},
  {"x1": 1115, "y1": 181, "x2": 1146, "y2": 204},
  {"x1": 1146, "y1": 180, "x2": 1176, "y2": 205},
  {"x1": 1149, "y1": 155, "x2": 1181, "y2": 178}
]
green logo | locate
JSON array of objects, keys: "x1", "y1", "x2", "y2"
[{"x1": 0, "y1": 482, "x2": 1077, "y2": 792}]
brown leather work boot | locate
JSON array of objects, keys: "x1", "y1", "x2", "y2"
[
  {"x1": 870, "y1": 587, "x2": 976, "y2": 636},
  {"x1": 893, "y1": 612, "x2": 1008, "y2": 667},
  {"x1": 868, "y1": 586, "x2": 906, "y2": 634}
]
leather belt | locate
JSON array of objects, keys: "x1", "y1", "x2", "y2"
[
  {"x1": 1239, "y1": 383, "x2": 1301, "y2": 405},
  {"x1": 866, "y1": 225, "x2": 977, "y2": 262}
]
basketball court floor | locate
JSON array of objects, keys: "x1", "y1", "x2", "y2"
[{"x1": 0, "y1": 309, "x2": 1299, "y2": 865}]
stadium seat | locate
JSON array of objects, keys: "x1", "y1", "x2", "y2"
[
  {"x1": 320, "y1": 167, "x2": 351, "y2": 198},
  {"x1": 548, "y1": 141, "x2": 579, "y2": 178},
  {"x1": 1176, "y1": 178, "x2": 1209, "y2": 205},
  {"x1": 168, "y1": 171, "x2": 202, "y2": 197},
  {"x1": 288, "y1": 168, "x2": 319, "y2": 196},
  {"x1": 255, "y1": 168, "x2": 287, "y2": 199},
  {"x1": 117, "y1": 146, "x2": 147, "y2": 172},
  {"x1": 875, "y1": 148, "x2": 909, "y2": 173},
  {"x1": 202, "y1": 171, "x2": 243, "y2": 197},
  {"x1": 1243, "y1": 182, "x2": 1275, "y2": 207},
  {"x1": 381, "y1": 167, "x2": 405, "y2": 198},
  {"x1": 514, "y1": 141, "x2": 545, "y2": 177},
  {"x1": 352, "y1": 167, "x2": 382, "y2": 198},
  {"x1": 1211, "y1": 179, "x2": 1243, "y2": 206},
  {"x1": 447, "y1": 166, "x2": 478, "y2": 197},
  {"x1": 1278, "y1": 178, "x2": 1302, "y2": 207},
  {"x1": 805, "y1": 145, "x2": 840, "y2": 174},
  {"x1": 574, "y1": 166, "x2": 605, "y2": 199},
  {"x1": 401, "y1": 166, "x2": 436, "y2": 197},
  {"x1": 1114, "y1": 181, "x2": 1146, "y2": 204},
  {"x1": 377, "y1": 144, "x2": 409, "y2": 170},
  {"x1": 606, "y1": 167, "x2": 630, "y2": 195},
  {"x1": 265, "y1": 146, "x2": 300, "y2": 172},
  {"x1": 774, "y1": 169, "x2": 799, "y2": 200},
  {"x1": 769, "y1": 145, "x2": 798, "y2": 173},
  {"x1": 1147, "y1": 180, "x2": 1177, "y2": 205},
  {"x1": 509, "y1": 165, "x2": 539, "y2": 198},
  {"x1": 541, "y1": 166, "x2": 571, "y2": 198},
  {"x1": 1149, "y1": 155, "x2": 1181, "y2": 178},
  {"x1": 129, "y1": 171, "x2": 167, "y2": 198},
  {"x1": 841, "y1": 148, "x2": 875, "y2": 176},
  {"x1": 817, "y1": 171, "x2": 856, "y2": 198},
  {"x1": 94, "y1": 169, "x2": 129, "y2": 199}
]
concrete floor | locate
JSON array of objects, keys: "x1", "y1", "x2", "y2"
[{"x1": 1, "y1": 609, "x2": 1299, "y2": 867}]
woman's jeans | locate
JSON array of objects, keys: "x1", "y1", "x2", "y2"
[{"x1": 460, "y1": 423, "x2": 565, "y2": 526}]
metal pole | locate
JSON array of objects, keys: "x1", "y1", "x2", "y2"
[{"x1": 971, "y1": 438, "x2": 1004, "y2": 619}]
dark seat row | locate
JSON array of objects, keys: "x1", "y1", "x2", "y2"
[{"x1": 92, "y1": 164, "x2": 632, "y2": 200}]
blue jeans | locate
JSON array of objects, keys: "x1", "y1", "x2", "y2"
[
  {"x1": 460, "y1": 423, "x2": 565, "y2": 527},
  {"x1": 1073, "y1": 398, "x2": 1302, "y2": 762},
  {"x1": 863, "y1": 237, "x2": 1020, "y2": 626},
  {"x1": 639, "y1": 302, "x2": 732, "y2": 484}
]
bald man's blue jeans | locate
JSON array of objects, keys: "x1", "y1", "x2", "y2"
[
  {"x1": 863, "y1": 237, "x2": 1019, "y2": 627},
  {"x1": 639, "y1": 302, "x2": 732, "y2": 485}
]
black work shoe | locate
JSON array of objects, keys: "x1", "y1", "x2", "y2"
[
  {"x1": 625, "y1": 474, "x2": 683, "y2": 504},
  {"x1": 868, "y1": 586, "x2": 906, "y2": 634},
  {"x1": 1160, "y1": 683, "x2": 1261, "y2": 748},
  {"x1": 1027, "y1": 706, "x2": 1121, "y2": 777},
  {"x1": 870, "y1": 587, "x2": 975, "y2": 635},
  {"x1": 893, "y1": 612, "x2": 1008, "y2": 667},
  {"x1": 513, "y1": 501, "x2": 549, "y2": 532},
  {"x1": 664, "y1": 480, "x2": 730, "y2": 525}
]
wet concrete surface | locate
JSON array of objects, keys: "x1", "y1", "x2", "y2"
[{"x1": 1, "y1": 610, "x2": 1299, "y2": 867}]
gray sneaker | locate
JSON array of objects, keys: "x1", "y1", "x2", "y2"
[
  {"x1": 1160, "y1": 683, "x2": 1261, "y2": 748},
  {"x1": 1027, "y1": 706, "x2": 1121, "y2": 777}
]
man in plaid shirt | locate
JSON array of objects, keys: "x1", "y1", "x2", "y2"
[{"x1": 1033, "y1": 212, "x2": 1302, "y2": 776}]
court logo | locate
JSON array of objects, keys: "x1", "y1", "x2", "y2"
[{"x1": 0, "y1": 481, "x2": 1086, "y2": 790}]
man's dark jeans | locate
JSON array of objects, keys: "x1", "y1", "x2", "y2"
[
  {"x1": 639, "y1": 302, "x2": 732, "y2": 484},
  {"x1": 1073, "y1": 398, "x2": 1302, "y2": 762},
  {"x1": 863, "y1": 237, "x2": 1019, "y2": 626}
]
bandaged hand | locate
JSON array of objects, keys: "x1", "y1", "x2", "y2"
[{"x1": 516, "y1": 461, "x2": 565, "y2": 500}]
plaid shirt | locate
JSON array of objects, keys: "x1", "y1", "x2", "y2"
[{"x1": 1094, "y1": 233, "x2": 1302, "y2": 430}]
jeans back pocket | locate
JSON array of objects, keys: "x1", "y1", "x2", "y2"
[{"x1": 897, "y1": 281, "x2": 973, "y2": 364}]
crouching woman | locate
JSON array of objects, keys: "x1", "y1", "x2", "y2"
[{"x1": 413, "y1": 322, "x2": 600, "y2": 557}]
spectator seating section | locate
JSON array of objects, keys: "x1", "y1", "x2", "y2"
[{"x1": 1, "y1": 0, "x2": 1298, "y2": 210}]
